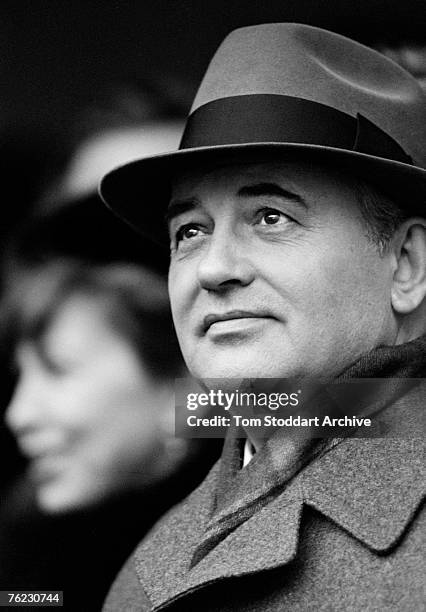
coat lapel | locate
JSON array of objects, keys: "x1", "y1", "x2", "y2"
[
  {"x1": 134, "y1": 456, "x2": 305, "y2": 610},
  {"x1": 147, "y1": 482, "x2": 304, "y2": 611},
  {"x1": 184, "y1": 481, "x2": 303, "y2": 582},
  {"x1": 134, "y1": 462, "x2": 220, "y2": 608}
]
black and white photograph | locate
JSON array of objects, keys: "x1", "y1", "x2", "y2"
[{"x1": 0, "y1": 2, "x2": 425, "y2": 611}]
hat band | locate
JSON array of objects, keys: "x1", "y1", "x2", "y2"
[{"x1": 180, "y1": 95, "x2": 412, "y2": 165}]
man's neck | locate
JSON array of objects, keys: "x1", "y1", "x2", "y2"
[{"x1": 241, "y1": 333, "x2": 426, "y2": 453}]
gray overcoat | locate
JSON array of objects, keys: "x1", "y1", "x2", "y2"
[{"x1": 103, "y1": 380, "x2": 425, "y2": 611}]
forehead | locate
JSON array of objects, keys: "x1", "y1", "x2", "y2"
[
  {"x1": 170, "y1": 160, "x2": 356, "y2": 201},
  {"x1": 38, "y1": 294, "x2": 112, "y2": 348}
]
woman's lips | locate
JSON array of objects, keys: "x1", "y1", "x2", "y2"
[
  {"x1": 27, "y1": 453, "x2": 67, "y2": 485},
  {"x1": 16, "y1": 432, "x2": 68, "y2": 459}
]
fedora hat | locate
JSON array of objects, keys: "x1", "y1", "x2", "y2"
[{"x1": 100, "y1": 23, "x2": 426, "y2": 244}]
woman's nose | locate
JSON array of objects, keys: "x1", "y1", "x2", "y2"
[{"x1": 4, "y1": 374, "x2": 46, "y2": 435}]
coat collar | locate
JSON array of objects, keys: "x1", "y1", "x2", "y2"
[
  {"x1": 302, "y1": 438, "x2": 425, "y2": 552},
  {"x1": 135, "y1": 382, "x2": 425, "y2": 610},
  {"x1": 302, "y1": 380, "x2": 426, "y2": 551}
]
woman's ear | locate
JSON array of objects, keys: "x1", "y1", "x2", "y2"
[{"x1": 391, "y1": 219, "x2": 426, "y2": 314}]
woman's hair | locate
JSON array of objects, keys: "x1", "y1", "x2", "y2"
[{"x1": 0, "y1": 258, "x2": 183, "y2": 381}]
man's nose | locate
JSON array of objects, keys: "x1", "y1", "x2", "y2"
[{"x1": 197, "y1": 226, "x2": 255, "y2": 291}]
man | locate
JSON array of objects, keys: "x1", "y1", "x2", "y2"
[{"x1": 100, "y1": 24, "x2": 425, "y2": 611}]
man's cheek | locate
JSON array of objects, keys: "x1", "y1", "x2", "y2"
[{"x1": 174, "y1": 311, "x2": 194, "y2": 354}]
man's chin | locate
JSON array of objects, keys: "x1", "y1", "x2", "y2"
[{"x1": 189, "y1": 354, "x2": 293, "y2": 379}]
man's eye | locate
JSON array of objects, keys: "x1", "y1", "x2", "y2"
[
  {"x1": 258, "y1": 208, "x2": 291, "y2": 225},
  {"x1": 176, "y1": 224, "x2": 204, "y2": 243}
]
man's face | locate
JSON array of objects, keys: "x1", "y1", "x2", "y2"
[{"x1": 168, "y1": 162, "x2": 397, "y2": 379}]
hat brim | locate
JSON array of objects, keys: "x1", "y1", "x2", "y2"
[{"x1": 100, "y1": 143, "x2": 426, "y2": 247}]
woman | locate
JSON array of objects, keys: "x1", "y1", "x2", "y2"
[
  {"x1": 0, "y1": 259, "x2": 219, "y2": 610},
  {"x1": 3, "y1": 259, "x2": 187, "y2": 511}
]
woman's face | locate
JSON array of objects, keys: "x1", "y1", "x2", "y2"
[{"x1": 5, "y1": 294, "x2": 169, "y2": 513}]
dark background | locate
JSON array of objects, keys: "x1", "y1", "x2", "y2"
[{"x1": 1, "y1": 1, "x2": 425, "y2": 139}]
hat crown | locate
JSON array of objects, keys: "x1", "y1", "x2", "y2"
[
  {"x1": 192, "y1": 23, "x2": 426, "y2": 167},
  {"x1": 100, "y1": 23, "x2": 426, "y2": 240}
]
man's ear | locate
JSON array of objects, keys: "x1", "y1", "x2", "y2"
[{"x1": 391, "y1": 218, "x2": 426, "y2": 314}]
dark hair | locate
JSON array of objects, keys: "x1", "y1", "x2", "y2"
[
  {"x1": 354, "y1": 180, "x2": 409, "y2": 253},
  {"x1": 0, "y1": 259, "x2": 183, "y2": 381},
  {"x1": 289, "y1": 159, "x2": 413, "y2": 254}
]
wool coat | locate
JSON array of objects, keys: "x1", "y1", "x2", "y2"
[{"x1": 103, "y1": 343, "x2": 425, "y2": 612}]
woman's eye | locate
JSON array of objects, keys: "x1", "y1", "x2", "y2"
[
  {"x1": 42, "y1": 355, "x2": 72, "y2": 377},
  {"x1": 258, "y1": 209, "x2": 290, "y2": 226}
]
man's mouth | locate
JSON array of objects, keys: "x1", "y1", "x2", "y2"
[{"x1": 202, "y1": 310, "x2": 274, "y2": 333}]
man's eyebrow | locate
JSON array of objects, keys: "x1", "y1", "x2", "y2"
[
  {"x1": 238, "y1": 182, "x2": 307, "y2": 207},
  {"x1": 165, "y1": 198, "x2": 199, "y2": 223},
  {"x1": 165, "y1": 182, "x2": 307, "y2": 223}
]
